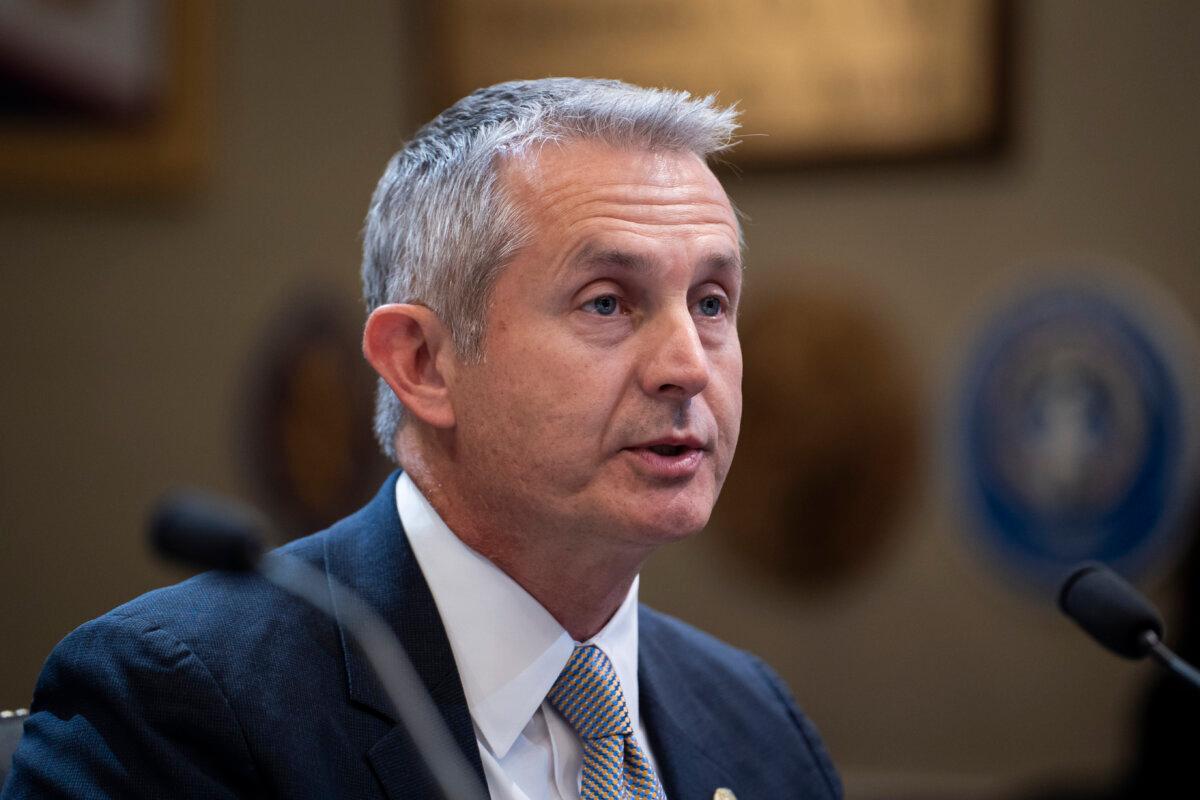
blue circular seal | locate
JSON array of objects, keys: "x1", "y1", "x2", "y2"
[{"x1": 959, "y1": 283, "x2": 1196, "y2": 586}]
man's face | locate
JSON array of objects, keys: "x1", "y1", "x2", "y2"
[{"x1": 449, "y1": 140, "x2": 742, "y2": 553}]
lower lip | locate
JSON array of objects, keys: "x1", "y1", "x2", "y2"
[{"x1": 623, "y1": 447, "x2": 705, "y2": 479}]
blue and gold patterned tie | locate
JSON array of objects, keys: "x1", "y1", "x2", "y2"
[{"x1": 547, "y1": 645, "x2": 666, "y2": 800}]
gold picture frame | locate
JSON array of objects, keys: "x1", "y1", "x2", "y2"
[
  {"x1": 0, "y1": 1, "x2": 212, "y2": 192},
  {"x1": 428, "y1": 0, "x2": 1009, "y2": 166}
]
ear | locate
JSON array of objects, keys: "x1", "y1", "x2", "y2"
[{"x1": 362, "y1": 303, "x2": 457, "y2": 429}]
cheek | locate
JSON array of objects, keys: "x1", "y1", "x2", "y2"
[
  {"x1": 474, "y1": 340, "x2": 619, "y2": 469},
  {"x1": 712, "y1": 348, "x2": 743, "y2": 443}
]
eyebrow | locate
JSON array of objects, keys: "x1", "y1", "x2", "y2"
[{"x1": 572, "y1": 246, "x2": 743, "y2": 275}]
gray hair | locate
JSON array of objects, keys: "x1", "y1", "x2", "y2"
[{"x1": 362, "y1": 77, "x2": 740, "y2": 462}]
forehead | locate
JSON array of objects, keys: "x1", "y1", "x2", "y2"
[{"x1": 496, "y1": 140, "x2": 740, "y2": 258}]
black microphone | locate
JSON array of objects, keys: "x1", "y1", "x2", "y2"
[
  {"x1": 1058, "y1": 562, "x2": 1200, "y2": 691},
  {"x1": 148, "y1": 490, "x2": 487, "y2": 800},
  {"x1": 150, "y1": 490, "x2": 266, "y2": 572}
]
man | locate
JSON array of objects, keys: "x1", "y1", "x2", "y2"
[{"x1": 3, "y1": 79, "x2": 841, "y2": 799}]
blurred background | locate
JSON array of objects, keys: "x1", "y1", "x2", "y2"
[{"x1": 2, "y1": 1, "x2": 1199, "y2": 798}]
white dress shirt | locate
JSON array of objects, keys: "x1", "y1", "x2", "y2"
[{"x1": 395, "y1": 473, "x2": 661, "y2": 800}]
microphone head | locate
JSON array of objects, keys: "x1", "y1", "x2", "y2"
[
  {"x1": 149, "y1": 490, "x2": 267, "y2": 572},
  {"x1": 1057, "y1": 562, "x2": 1164, "y2": 659}
]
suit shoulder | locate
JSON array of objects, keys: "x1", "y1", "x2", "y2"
[
  {"x1": 10, "y1": 592, "x2": 265, "y2": 797},
  {"x1": 638, "y1": 604, "x2": 787, "y2": 720},
  {"x1": 109, "y1": 527, "x2": 329, "y2": 638},
  {"x1": 80, "y1": 525, "x2": 347, "y2": 711},
  {"x1": 638, "y1": 604, "x2": 762, "y2": 675}
]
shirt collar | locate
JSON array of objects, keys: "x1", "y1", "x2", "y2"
[{"x1": 396, "y1": 472, "x2": 642, "y2": 760}]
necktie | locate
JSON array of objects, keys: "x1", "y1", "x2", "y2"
[{"x1": 547, "y1": 645, "x2": 666, "y2": 800}]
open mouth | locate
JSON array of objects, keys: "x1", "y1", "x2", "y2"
[{"x1": 625, "y1": 441, "x2": 705, "y2": 477}]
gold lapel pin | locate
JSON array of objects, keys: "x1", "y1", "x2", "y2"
[{"x1": 713, "y1": 789, "x2": 737, "y2": 800}]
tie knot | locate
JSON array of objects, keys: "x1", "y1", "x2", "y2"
[{"x1": 547, "y1": 645, "x2": 633, "y2": 740}]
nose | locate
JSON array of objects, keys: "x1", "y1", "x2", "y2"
[{"x1": 640, "y1": 308, "x2": 710, "y2": 400}]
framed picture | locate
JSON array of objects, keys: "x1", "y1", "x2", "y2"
[
  {"x1": 429, "y1": 0, "x2": 1009, "y2": 166},
  {"x1": 0, "y1": 0, "x2": 212, "y2": 191}
]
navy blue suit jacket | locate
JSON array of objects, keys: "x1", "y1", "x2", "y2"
[{"x1": 3, "y1": 474, "x2": 841, "y2": 799}]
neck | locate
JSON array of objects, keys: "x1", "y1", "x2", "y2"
[
  {"x1": 470, "y1": 533, "x2": 642, "y2": 641},
  {"x1": 399, "y1": 437, "x2": 649, "y2": 641}
]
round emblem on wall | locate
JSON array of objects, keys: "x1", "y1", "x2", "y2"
[
  {"x1": 712, "y1": 287, "x2": 922, "y2": 591},
  {"x1": 958, "y1": 279, "x2": 1199, "y2": 586},
  {"x1": 240, "y1": 290, "x2": 392, "y2": 539}
]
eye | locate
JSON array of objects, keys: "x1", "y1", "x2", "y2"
[
  {"x1": 583, "y1": 294, "x2": 622, "y2": 316},
  {"x1": 696, "y1": 294, "x2": 725, "y2": 318}
]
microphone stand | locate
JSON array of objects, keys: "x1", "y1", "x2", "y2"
[{"x1": 1140, "y1": 630, "x2": 1200, "y2": 691}]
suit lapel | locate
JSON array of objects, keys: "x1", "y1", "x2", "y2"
[
  {"x1": 639, "y1": 611, "x2": 738, "y2": 800},
  {"x1": 322, "y1": 472, "x2": 487, "y2": 799}
]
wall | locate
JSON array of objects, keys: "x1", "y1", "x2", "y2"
[{"x1": 0, "y1": 0, "x2": 408, "y2": 708}]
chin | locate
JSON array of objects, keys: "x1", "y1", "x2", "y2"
[
  {"x1": 593, "y1": 471, "x2": 722, "y2": 546},
  {"x1": 627, "y1": 496, "x2": 714, "y2": 545}
]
